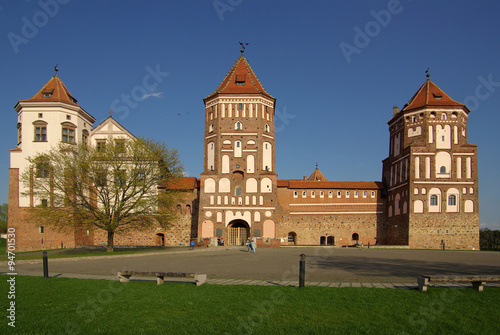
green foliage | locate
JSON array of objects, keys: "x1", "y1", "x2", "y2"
[
  {"x1": 20, "y1": 138, "x2": 184, "y2": 252},
  {"x1": 480, "y1": 228, "x2": 500, "y2": 251},
  {"x1": 0, "y1": 203, "x2": 7, "y2": 234},
  {"x1": 1, "y1": 275, "x2": 499, "y2": 334}
]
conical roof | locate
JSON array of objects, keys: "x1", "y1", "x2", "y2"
[
  {"x1": 401, "y1": 79, "x2": 467, "y2": 113},
  {"x1": 19, "y1": 74, "x2": 79, "y2": 106},
  {"x1": 308, "y1": 167, "x2": 328, "y2": 182},
  {"x1": 204, "y1": 54, "x2": 274, "y2": 101}
]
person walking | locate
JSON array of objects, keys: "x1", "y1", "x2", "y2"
[
  {"x1": 251, "y1": 235, "x2": 257, "y2": 253},
  {"x1": 246, "y1": 237, "x2": 252, "y2": 252}
]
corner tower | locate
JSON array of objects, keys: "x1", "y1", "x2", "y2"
[
  {"x1": 382, "y1": 78, "x2": 479, "y2": 249},
  {"x1": 198, "y1": 53, "x2": 278, "y2": 245},
  {"x1": 8, "y1": 72, "x2": 96, "y2": 251}
]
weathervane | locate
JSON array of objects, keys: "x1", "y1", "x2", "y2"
[
  {"x1": 239, "y1": 42, "x2": 249, "y2": 54},
  {"x1": 54, "y1": 64, "x2": 59, "y2": 76},
  {"x1": 425, "y1": 68, "x2": 430, "y2": 78}
]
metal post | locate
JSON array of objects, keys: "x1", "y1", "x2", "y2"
[
  {"x1": 299, "y1": 254, "x2": 306, "y2": 288},
  {"x1": 43, "y1": 251, "x2": 49, "y2": 278}
]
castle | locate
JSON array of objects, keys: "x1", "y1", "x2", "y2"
[{"x1": 8, "y1": 53, "x2": 480, "y2": 251}]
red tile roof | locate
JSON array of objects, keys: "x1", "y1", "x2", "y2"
[
  {"x1": 161, "y1": 177, "x2": 198, "y2": 190},
  {"x1": 308, "y1": 167, "x2": 328, "y2": 181},
  {"x1": 19, "y1": 74, "x2": 79, "y2": 107},
  {"x1": 278, "y1": 180, "x2": 383, "y2": 190},
  {"x1": 400, "y1": 79, "x2": 467, "y2": 113},
  {"x1": 204, "y1": 54, "x2": 274, "y2": 101}
]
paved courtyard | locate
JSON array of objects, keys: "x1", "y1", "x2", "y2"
[{"x1": 7, "y1": 246, "x2": 500, "y2": 288}]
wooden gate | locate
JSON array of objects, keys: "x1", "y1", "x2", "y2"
[{"x1": 229, "y1": 225, "x2": 248, "y2": 246}]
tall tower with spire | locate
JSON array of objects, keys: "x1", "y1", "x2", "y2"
[
  {"x1": 197, "y1": 52, "x2": 278, "y2": 245},
  {"x1": 382, "y1": 78, "x2": 479, "y2": 249}
]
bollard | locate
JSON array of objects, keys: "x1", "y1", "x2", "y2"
[
  {"x1": 299, "y1": 254, "x2": 306, "y2": 288},
  {"x1": 442, "y1": 242, "x2": 445, "y2": 251},
  {"x1": 43, "y1": 251, "x2": 49, "y2": 278}
]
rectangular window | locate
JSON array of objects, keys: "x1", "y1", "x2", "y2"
[
  {"x1": 35, "y1": 126, "x2": 47, "y2": 141},
  {"x1": 36, "y1": 162, "x2": 50, "y2": 178},
  {"x1": 337, "y1": 191, "x2": 341, "y2": 198},
  {"x1": 114, "y1": 170, "x2": 126, "y2": 187},
  {"x1": 41, "y1": 199, "x2": 48, "y2": 207},
  {"x1": 17, "y1": 124, "x2": 22, "y2": 144},
  {"x1": 115, "y1": 139, "x2": 125, "y2": 153},
  {"x1": 293, "y1": 191, "x2": 298, "y2": 198},
  {"x1": 95, "y1": 171, "x2": 107, "y2": 187},
  {"x1": 302, "y1": 191, "x2": 306, "y2": 198},
  {"x1": 82, "y1": 133, "x2": 88, "y2": 145},
  {"x1": 448, "y1": 195, "x2": 456, "y2": 206},
  {"x1": 39, "y1": 226, "x2": 44, "y2": 234},
  {"x1": 371, "y1": 191, "x2": 375, "y2": 198},
  {"x1": 97, "y1": 140, "x2": 106, "y2": 152},
  {"x1": 328, "y1": 191, "x2": 333, "y2": 198},
  {"x1": 430, "y1": 195, "x2": 438, "y2": 206},
  {"x1": 62, "y1": 128, "x2": 75, "y2": 143}
]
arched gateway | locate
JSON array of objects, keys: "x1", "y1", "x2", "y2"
[{"x1": 228, "y1": 220, "x2": 250, "y2": 246}]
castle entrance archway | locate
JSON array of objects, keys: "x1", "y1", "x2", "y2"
[{"x1": 228, "y1": 220, "x2": 249, "y2": 246}]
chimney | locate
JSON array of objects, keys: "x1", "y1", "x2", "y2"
[
  {"x1": 303, "y1": 176, "x2": 307, "y2": 180},
  {"x1": 393, "y1": 106, "x2": 399, "y2": 116}
]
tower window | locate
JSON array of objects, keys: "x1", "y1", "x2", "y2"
[
  {"x1": 42, "y1": 90, "x2": 53, "y2": 98},
  {"x1": 235, "y1": 122, "x2": 242, "y2": 130},
  {"x1": 235, "y1": 186, "x2": 242, "y2": 196},
  {"x1": 238, "y1": 103, "x2": 243, "y2": 110},
  {"x1": 235, "y1": 74, "x2": 246, "y2": 85},
  {"x1": 265, "y1": 124, "x2": 270, "y2": 132},
  {"x1": 34, "y1": 126, "x2": 47, "y2": 142},
  {"x1": 62, "y1": 127, "x2": 75, "y2": 144},
  {"x1": 430, "y1": 195, "x2": 438, "y2": 206}
]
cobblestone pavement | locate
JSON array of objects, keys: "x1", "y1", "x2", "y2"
[{"x1": 4, "y1": 246, "x2": 500, "y2": 288}]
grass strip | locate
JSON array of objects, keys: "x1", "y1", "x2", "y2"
[{"x1": 1, "y1": 275, "x2": 499, "y2": 334}]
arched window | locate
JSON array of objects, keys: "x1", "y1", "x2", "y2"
[
  {"x1": 448, "y1": 195, "x2": 456, "y2": 206},
  {"x1": 288, "y1": 232, "x2": 297, "y2": 244},
  {"x1": 442, "y1": 113, "x2": 447, "y2": 120},
  {"x1": 352, "y1": 233, "x2": 359, "y2": 241},
  {"x1": 265, "y1": 124, "x2": 270, "y2": 132},
  {"x1": 430, "y1": 195, "x2": 438, "y2": 206},
  {"x1": 440, "y1": 166, "x2": 446, "y2": 174},
  {"x1": 209, "y1": 124, "x2": 214, "y2": 133},
  {"x1": 235, "y1": 186, "x2": 242, "y2": 196},
  {"x1": 235, "y1": 122, "x2": 242, "y2": 130}
]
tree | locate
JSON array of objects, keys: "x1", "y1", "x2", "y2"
[
  {"x1": 21, "y1": 138, "x2": 183, "y2": 252},
  {"x1": 0, "y1": 203, "x2": 7, "y2": 234},
  {"x1": 480, "y1": 228, "x2": 500, "y2": 251}
]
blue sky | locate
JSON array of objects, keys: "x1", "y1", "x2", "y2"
[{"x1": 1, "y1": 0, "x2": 499, "y2": 230}]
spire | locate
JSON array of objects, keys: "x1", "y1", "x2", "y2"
[
  {"x1": 400, "y1": 79, "x2": 467, "y2": 113},
  {"x1": 19, "y1": 74, "x2": 79, "y2": 106},
  {"x1": 204, "y1": 54, "x2": 274, "y2": 101}
]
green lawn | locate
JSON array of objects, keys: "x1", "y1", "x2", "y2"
[
  {"x1": 1, "y1": 275, "x2": 499, "y2": 334},
  {"x1": 0, "y1": 245, "x2": 189, "y2": 261}
]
